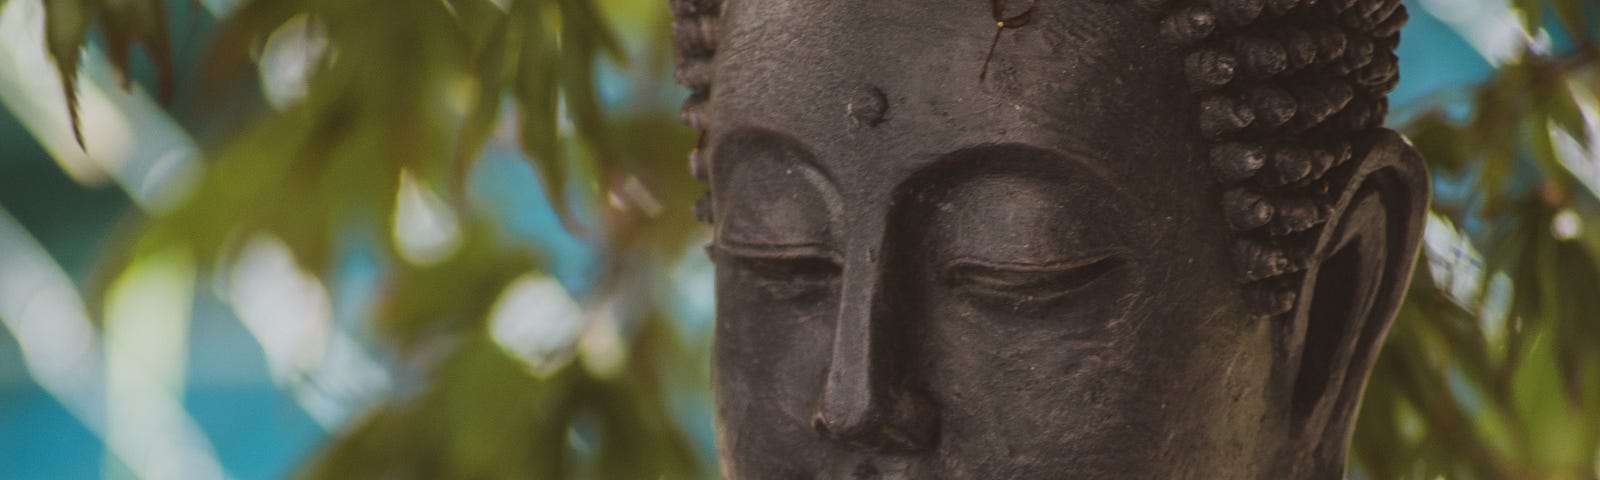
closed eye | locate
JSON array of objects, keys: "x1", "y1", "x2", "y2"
[
  {"x1": 709, "y1": 242, "x2": 842, "y2": 299},
  {"x1": 945, "y1": 252, "x2": 1127, "y2": 306}
]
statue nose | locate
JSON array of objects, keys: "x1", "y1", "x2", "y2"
[
  {"x1": 811, "y1": 386, "x2": 938, "y2": 453},
  {"x1": 812, "y1": 255, "x2": 938, "y2": 453}
]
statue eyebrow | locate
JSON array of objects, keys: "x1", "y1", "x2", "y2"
[
  {"x1": 711, "y1": 127, "x2": 842, "y2": 189},
  {"x1": 1059, "y1": 150, "x2": 1131, "y2": 202},
  {"x1": 908, "y1": 144, "x2": 1135, "y2": 205},
  {"x1": 710, "y1": 239, "x2": 842, "y2": 262}
]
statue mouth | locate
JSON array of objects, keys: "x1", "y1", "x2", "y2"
[{"x1": 823, "y1": 457, "x2": 914, "y2": 480}]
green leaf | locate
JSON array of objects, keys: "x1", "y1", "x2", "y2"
[
  {"x1": 1469, "y1": 69, "x2": 1529, "y2": 207},
  {"x1": 554, "y1": 0, "x2": 616, "y2": 146},
  {"x1": 377, "y1": 226, "x2": 540, "y2": 349},
  {"x1": 1510, "y1": 328, "x2": 1590, "y2": 473},
  {"x1": 451, "y1": 6, "x2": 514, "y2": 194},
  {"x1": 1549, "y1": 241, "x2": 1600, "y2": 407},
  {"x1": 511, "y1": 1, "x2": 573, "y2": 224},
  {"x1": 199, "y1": 0, "x2": 309, "y2": 87},
  {"x1": 556, "y1": 0, "x2": 624, "y2": 63},
  {"x1": 1544, "y1": 79, "x2": 1589, "y2": 148},
  {"x1": 1511, "y1": 0, "x2": 1544, "y2": 36},
  {"x1": 1552, "y1": 0, "x2": 1594, "y2": 49},
  {"x1": 1524, "y1": 115, "x2": 1566, "y2": 182},
  {"x1": 1407, "y1": 110, "x2": 1468, "y2": 177},
  {"x1": 95, "y1": 0, "x2": 175, "y2": 101},
  {"x1": 42, "y1": 0, "x2": 92, "y2": 148}
]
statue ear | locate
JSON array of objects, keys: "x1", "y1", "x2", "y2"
[{"x1": 1282, "y1": 130, "x2": 1429, "y2": 478}]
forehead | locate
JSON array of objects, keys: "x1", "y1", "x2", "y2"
[{"x1": 709, "y1": 0, "x2": 1195, "y2": 194}]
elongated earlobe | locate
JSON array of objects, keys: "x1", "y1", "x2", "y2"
[{"x1": 1278, "y1": 129, "x2": 1428, "y2": 479}]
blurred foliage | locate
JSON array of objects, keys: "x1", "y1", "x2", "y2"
[
  {"x1": 1354, "y1": 1, "x2": 1600, "y2": 478},
  {"x1": 30, "y1": 0, "x2": 708, "y2": 477},
  {"x1": 15, "y1": 0, "x2": 1600, "y2": 477}
]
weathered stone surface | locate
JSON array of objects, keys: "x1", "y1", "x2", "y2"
[{"x1": 672, "y1": 0, "x2": 1427, "y2": 477}]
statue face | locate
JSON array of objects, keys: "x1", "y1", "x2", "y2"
[{"x1": 705, "y1": 0, "x2": 1304, "y2": 477}]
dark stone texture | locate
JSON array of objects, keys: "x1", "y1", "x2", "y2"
[{"x1": 673, "y1": 0, "x2": 1427, "y2": 477}]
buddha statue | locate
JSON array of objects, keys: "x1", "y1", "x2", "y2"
[{"x1": 671, "y1": 0, "x2": 1427, "y2": 477}]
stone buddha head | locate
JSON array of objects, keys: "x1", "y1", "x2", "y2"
[{"x1": 672, "y1": 0, "x2": 1427, "y2": 477}]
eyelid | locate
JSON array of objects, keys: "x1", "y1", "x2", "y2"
[
  {"x1": 944, "y1": 249, "x2": 1130, "y2": 273},
  {"x1": 709, "y1": 240, "x2": 843, "y2": 263},
  {"x1": 944, "y1": 250, "x2": 1130, "y2": 303},
  {"x1": 710, "y1": 241, "x2": 842, "y2": 301}
]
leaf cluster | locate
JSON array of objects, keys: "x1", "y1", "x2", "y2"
[
  {"x1": 31, "y1": 0, "x2": 710, "y2": 477},
  {"x1": 1354, "y1": 2, "x2": 1600, "y2": 477}
]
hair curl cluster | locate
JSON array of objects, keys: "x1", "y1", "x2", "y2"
[
  {"x1": 670, "y1": 0, "x2": 1408, "y2": 317},
  {"x1": 1145, "y1": 0, "x2": 1407, "y2": 316},
  {"x1": 670, "y1": 0, "x2": 721, "y2": 224}
]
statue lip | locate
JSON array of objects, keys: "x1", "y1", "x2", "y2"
[{"x1": 824, "y1": 456, "x2": 915, "y2": 480}]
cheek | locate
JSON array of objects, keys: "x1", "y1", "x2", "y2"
[
  {"x1": 1119, "y1": 270, "x2": 1282, "y2": 473},
  {"x1": 917, "y1": 260, "x2": 1277, "y2": 474},
  {"x1": 916, "y1": 270, "x2": 1161, "y2": 472},
  {"x1": 1172, "y1": 326, "x2": 1281, "y2": 476},
  {"x1": 711, "y1": 267, "x2": 837, "y2": 461}
]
